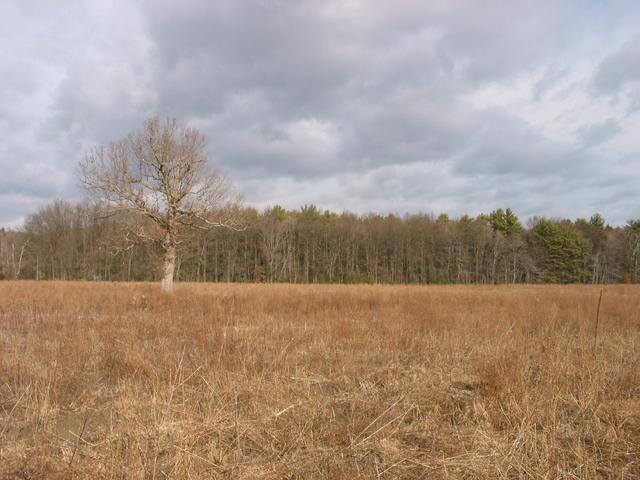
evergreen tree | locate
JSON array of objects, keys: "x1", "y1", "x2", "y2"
[{"x1": 532, "y1": 219, "x2": 587, "y2": 283}]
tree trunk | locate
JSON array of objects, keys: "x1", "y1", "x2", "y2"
[{"x1": 161, "y1": 245, "x2": 176, "y2": 292}]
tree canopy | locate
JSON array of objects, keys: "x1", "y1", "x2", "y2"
[{"x1": 3, "y1": 202, "x2": 639, "y2": 285}]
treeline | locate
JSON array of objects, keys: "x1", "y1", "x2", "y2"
[{"x1": 1, "y1": 200, "x2": 639, "y2": 284}]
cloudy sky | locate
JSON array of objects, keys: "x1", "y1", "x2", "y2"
[{"x1": 1, "y1": 0, "x2": 639, "y2": 227}]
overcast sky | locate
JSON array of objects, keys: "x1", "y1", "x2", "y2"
[{"x1": 1, "y1": 0, "x2": 639, "y2": 227}]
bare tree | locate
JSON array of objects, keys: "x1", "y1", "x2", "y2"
[{"x1": 79, "y1": 117, "x2": 242, "y2": 292}]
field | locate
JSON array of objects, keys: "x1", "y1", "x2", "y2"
[{"x1": 0, "y1": 282, "x2": 639, "y2": 479}]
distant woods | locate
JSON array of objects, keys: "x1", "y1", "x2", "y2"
[{"x1": 1, "y1": 202, "x2": 639, "y2": 284}]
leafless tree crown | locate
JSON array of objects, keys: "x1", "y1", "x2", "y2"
[{"x1": 79, "y1": 117, "x2": 242, "y2": 245}]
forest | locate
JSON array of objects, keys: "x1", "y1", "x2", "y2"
[{"x1": 1, "y1": 200, "x2": 639, "y2": 284}]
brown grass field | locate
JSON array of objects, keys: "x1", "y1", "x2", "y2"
[{"x1": 0, "y1": 282, "x2": 639, "y2": 479}]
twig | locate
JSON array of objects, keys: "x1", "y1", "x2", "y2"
[
  {"x1": 593, "y1": 288, "x2": 605, "y2": 357},
  {"x1": 173, "y1": 444, "x2": 222, "y2": 471},
  {"x1": 353, "y1": 406, "x2": 413, "y2": 447},
  {"x1": 68, "y1": 414, "x2": 89, "y2": 468},
  {"x1": 350, "y1": 395, "x2": 405, "y2": 446},
  {"x1": 377, "y1": 458, "x2": 407, "y2": 477},
  {"x1": 274, "y1": 404, "x2": 297, "y2": 418},
  {"x1": 234, "y1": 393, "x2": 241, "y2": 459}
]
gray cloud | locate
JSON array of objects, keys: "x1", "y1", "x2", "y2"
[
  {"x1": 576, "y1": 118, "x2": 622, "y2": 147},
  {"x1": 1, "y1": 0, "x2": 640, "y2": 227},
  {"x1": 591, "y1": 36, "x2": 640, "y2": 95}
]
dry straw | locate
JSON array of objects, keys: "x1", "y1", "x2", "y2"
[{"x1": 0, "y1": 281, "x2": 638, "y2": 478}]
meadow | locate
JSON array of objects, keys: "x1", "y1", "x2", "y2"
[{"x1": 0, "y1": 281, "x2": 638, "y2": 479}]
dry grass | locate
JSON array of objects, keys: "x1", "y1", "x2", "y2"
[{"x1": 0, "y1": 282, "x2": 639, "y2": 479}]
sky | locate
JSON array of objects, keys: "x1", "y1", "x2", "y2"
[{"x1": 1, "y1": 0, "x2": 639, "y2": 227}]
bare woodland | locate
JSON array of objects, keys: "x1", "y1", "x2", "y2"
[{"x1": 1, "y1": 204, "x2": 639, "y2": 285}]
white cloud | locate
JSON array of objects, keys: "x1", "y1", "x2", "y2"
[{"x1": 1, "y1": 0, "x2": 639, "y2": 227}]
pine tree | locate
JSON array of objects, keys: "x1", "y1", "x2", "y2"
[{"x1": 532, "y1": 219, "x2": 587, "y2": 283}]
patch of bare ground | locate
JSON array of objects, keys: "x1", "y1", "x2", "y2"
[{"x1": 0, "y1": 282, "x2": 639, "y2": 478}]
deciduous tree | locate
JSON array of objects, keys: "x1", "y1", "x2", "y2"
[{"x1": 79, "y1": 117, "x2": 241, "y2": 292}]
